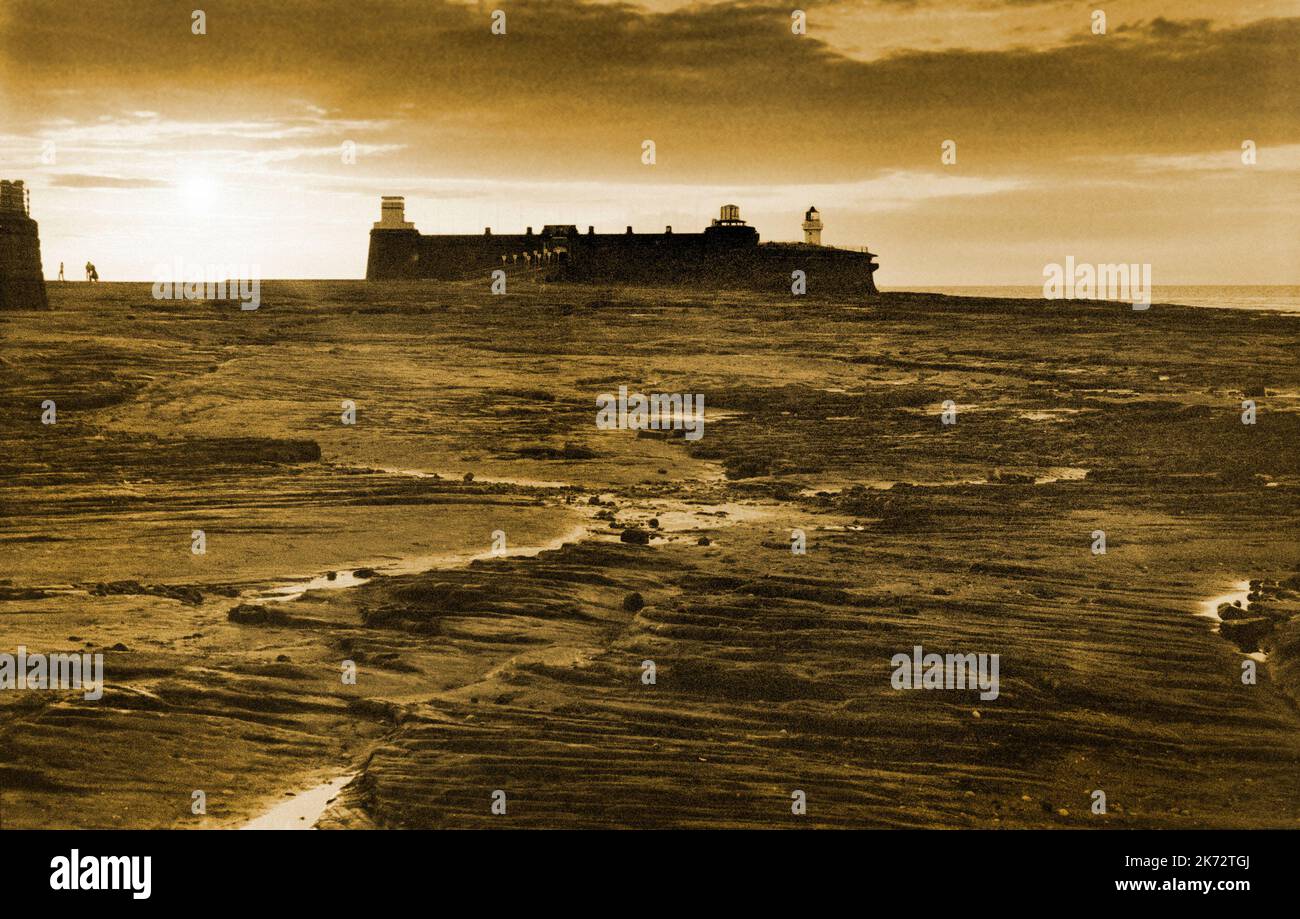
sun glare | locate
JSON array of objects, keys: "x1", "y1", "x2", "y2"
[{"x1": 176, "y1": 171, "x2": 219, "y2": 213}]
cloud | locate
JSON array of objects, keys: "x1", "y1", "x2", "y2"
[
  {"x1": 47, "y1": 173, "x2": 171, "y2": 189},
  {"x1": 3, "y1": 2, "x2": 1296, "y2": 185}
]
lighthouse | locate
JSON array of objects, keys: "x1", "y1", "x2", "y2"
[
  {"x1": 0, "y1": 180, "x2": 48, "y2": 310},
  {"x1": 801, "y1": 206, "x2": 822, "y2": 246}
]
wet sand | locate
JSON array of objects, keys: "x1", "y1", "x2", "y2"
[{"x1": 1, "y1": 280, "x2": 1298, "y2": 828}]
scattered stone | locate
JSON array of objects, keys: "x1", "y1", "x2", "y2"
[
  {"x1": 1218, "y1": 617, "x2": 1273, "y2": 652},
  {"x1": 697, "y1": 536, "x2": 711, "y2": 546},
  {"x1": 1217, "y1": 602, "x2": 1252, "y2": 621},
  {"x1": 620, "y1": 528, "x2": 650, "y2": 545},
  {"x1": 623, "y1": 592, "x2": 645, "y2": 612},
  {"x1": 227, "y1": 603, "x2": 287, "y2": 625},
  {"x1": 353, "y1": 568, "x2": 377, "y2": 579},
  {"x1": 513, "y1": 442, "x2": 597, "y2": 460},
  {"x1": 648, "y1": 518, "x2": 659, "y2": 529},
  {"x1": 0, "y1": 586, "x2": 54, "y2": 601},
  {"x1": 90, "y1": 580, "x2": 203, "y2": 606}
]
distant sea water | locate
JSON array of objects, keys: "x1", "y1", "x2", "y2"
[{"x1": 889, "y1": 285, "x2": 1300, "y2": 314}]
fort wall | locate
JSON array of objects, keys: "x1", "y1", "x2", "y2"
[
  {"x1": 0, "y1": 180, "x2": 48, "y2": 310},
  {"x1": 366, "y1": 199, "x2": 878, "y2": 295}
]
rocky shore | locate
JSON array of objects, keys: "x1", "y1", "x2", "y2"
[{"x1": 1, "y1": 281, "x2": 1297, "y2": 828}]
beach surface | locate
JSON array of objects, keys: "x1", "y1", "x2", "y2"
[{"x1": 1, "y1": 280, "x2": 1298, "y2": 828}]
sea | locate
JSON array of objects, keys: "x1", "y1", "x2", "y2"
[{"x1": 887, "y1": 285, "x2": 1300, "y2": 314}]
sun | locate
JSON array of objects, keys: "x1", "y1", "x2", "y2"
[{"x1": 176, "y1": 170, "x2": 220, "y2": 213}]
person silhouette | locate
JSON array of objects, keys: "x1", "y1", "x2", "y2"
[
  {"x1": 85, "y1": 261, "x2": 93, "y2": 281},
  {"x1": 58, "y1": 262, "x2": 64, "y2": 281}
]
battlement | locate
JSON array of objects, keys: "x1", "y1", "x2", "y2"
[{"x1": 0, "y1": 179, "x2": 31, "y2": 216}]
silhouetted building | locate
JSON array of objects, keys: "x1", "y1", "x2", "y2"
[
  {"x1": 367, "y1": 199, "x2": 879, "y2": 295},
  {"x1": 0, "y1": 180, "x2": 48, "y2": 310}
]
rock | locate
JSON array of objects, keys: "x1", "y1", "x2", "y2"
[
  {"x1": 1219, "y1": 617, "x2": 1273, "y2": 652},
  {"x1": 463, "y1": 472, "x2": 474, "y2": 483},
  {"x1": 622, "y1": 592, "x2": 645, "y2": 612},
  {"x1": 89, "y1": 580, "x2": 202, "y2": 606},
  {"x1": 275, "y1": 654, "x2": 290, "y2": 662},
  {"x1": 648, "y1": 518, "x2": 659, "y2": 529},
  {"x1": 353, "y1": 568, "x2": 377, "y2": 579},
  {"x1": 227, "y1": 603, "x2": 286, "y2": 625},
  {"x1": 1217, "y1": 602, "x2": 1252, "y2": 621},
  {"x1": 108, "y1": 642, "x2": 130, "y2": 652},
  {"x1": 326, "y1": 571, "x2": 337, "y2": 581},
  {"x1": 697, "y1": 536, "x2": 711, "y2": 546},
  {"x1": 619, "y1": 528, "x2": 650, "y2": 545},
  {"x1": 512, "y1": 442, "x2": 597, "y2": 460}
]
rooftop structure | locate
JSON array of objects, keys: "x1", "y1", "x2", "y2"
[{"x1": 801, "y1": 206, "x2": 822, "y2": 245}]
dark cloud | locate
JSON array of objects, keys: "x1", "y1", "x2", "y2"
[{"x1": 3, "y1": 2, "x2": 1295, "y2": 183}]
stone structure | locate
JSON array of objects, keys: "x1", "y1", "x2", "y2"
[
  {"x1": 0, "y1": 180, "x2": 48, "y2": 310},
  {"x1": 367, "y1": 199, "x2": 878, "y2": 295},
  {"x1": 801, "y1": 205, "x2": 823, "y2": 246}
]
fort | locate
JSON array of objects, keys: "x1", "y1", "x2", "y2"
[
  {"x1": 0, "y1": 179, "x2": 48, "y2": 310},
  {"x1": 366, "y1": 199, "x2": 879, "y2": 295}
]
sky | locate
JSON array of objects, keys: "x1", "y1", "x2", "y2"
[{"x1": 1, "y1": 0, "x2": 1298, "y2": 284}]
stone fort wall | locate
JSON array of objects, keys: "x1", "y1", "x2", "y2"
[{"x1": 0, "y1": 180, "x2": 48, "y2": 310}]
